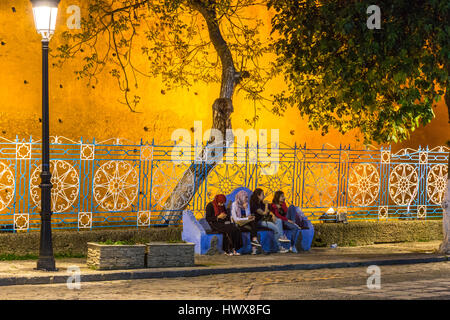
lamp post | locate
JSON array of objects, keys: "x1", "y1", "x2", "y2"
[{"x1": 31, "y1": 0, "x2": 61, "y2": 271}]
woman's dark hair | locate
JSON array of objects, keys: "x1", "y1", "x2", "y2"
[
  {"x1": 272, "y1": 191, "x2": 284, "y2": 205},
  {"x1": 250, "y1": 188, "x2": 264, "y2": 211}
]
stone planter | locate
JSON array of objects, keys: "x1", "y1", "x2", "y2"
[
  {"x1": 146, "y1": 242, "x2": 195, "y2": 268},
  {"x1": 86, "y1": 242, "x2": 146, "y2": 270}
]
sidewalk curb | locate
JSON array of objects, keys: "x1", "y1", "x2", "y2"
[{"x1": 0, "y1": 256, "x2": 447, "y2": 287}]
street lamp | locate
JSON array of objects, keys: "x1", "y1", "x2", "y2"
[{"x1": 31, "y1": 0, "x2": 61, "y2": 271}]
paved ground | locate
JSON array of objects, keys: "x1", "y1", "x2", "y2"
[
  {"x1": 0, "y1": 261, "x2": 448, "y2": 300},
  {"x1": 0, "y1": 241, "x2": 448, "y2": 300},
  {"x1": 0, "y1": 241, "x2": 443, "y2": 279}
]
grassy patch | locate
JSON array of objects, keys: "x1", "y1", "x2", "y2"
[
  {"x1": 347, "y1": 240, "x2": 358, "y2": 247},
  {"x1": 55, "y1": 253, "x2": 86, "y2": 259},
  {"x1": 98, "y1": 239, "x2": 141, "y2": 245},
  {"x1": 0, "y1": 254, "x2": 38, "y2": 261},
  {"x1": 166, "y1": 239, "x2": 187, "y2": 244}
]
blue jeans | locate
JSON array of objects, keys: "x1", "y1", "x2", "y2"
[
  {"x1": 288, "y1": 205, "x2": 310, "y2": 229},
  {"x1": 282, "y1": 220, "x2": 300, "y2": 231},
  {"x1": 257, "y1": 219, "x2": 284, "y2": 251},
  {"x1": 287, "y1": 205, "x2": 298, "y2": 222}
]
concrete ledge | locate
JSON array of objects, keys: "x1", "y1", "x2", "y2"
[{"x1": 0, "y1": 255, "x2": 447, "y2": 287}]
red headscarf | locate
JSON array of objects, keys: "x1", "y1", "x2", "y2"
[{"x1": 212, "y1": 194, "x2": 227, "y2": 216}]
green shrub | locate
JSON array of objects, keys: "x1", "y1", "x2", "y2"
[
  {"x1": 311, "y1": 220, "x2": 443, "y2": 247},
  {"x1": 166, "y1": 239, "x2": 187, "y2": 244},
  {"x1": 0, "y1": 227, "x2": 183, "y2": 256},
  {"x1": 98, "y1": 239, "x2": 140, "y2": 245}
]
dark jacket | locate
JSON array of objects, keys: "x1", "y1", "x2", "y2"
[{"x1": 205, "y1": 202, "x2": 231, "y2": 225}]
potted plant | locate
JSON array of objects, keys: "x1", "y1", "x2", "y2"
[{"x1": 87, "y1": 240, "x2": 146, "y2": 270}]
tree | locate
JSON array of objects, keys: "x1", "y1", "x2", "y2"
[
  {"x1": 269, "y1": 0, "x2": 450, "y2": 252},
  {"x1": 55, "y1": 0, "x2": 273, "y2": 223}
]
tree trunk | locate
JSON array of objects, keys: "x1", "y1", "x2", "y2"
[
  {"x1": 439, "y1": 159, "x2": 450, "y2": 254},
  {"x1": 439, "y1": 89, "x2": 450, "y2": 254},
  {"x1": 161, "y1": 0, "x2": 239, "y2": 224}
]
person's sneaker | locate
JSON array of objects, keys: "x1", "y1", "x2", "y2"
[
  {"x1": 279, "y1": 247, "x2": 289, "y2": 253},
  {"x1": 232, "y1": 251, "x2": 241, "y2": 256},
  {"x1": 224, "y1": 252, "x2": 233, "y2": 256},
  {"x1": 251, "y1": 239, "x2": 262, "y2": 247},
  {"x1": 279, "y1": 236, "x2": 290, "y2": 243},
  {"x1": 251, "y1": 247, "x2": 258, "y2": 255}
]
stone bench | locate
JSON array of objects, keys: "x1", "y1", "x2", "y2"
[{"x1": 182, "y1": 187, "x2": 314, "y2": 254}]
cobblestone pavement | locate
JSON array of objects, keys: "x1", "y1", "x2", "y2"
[
  {"x1": 0, "y1": 241, "x2": 443, "y2": 279},
  {"x1": 0, "y1": 261, "x2": 448, "y2": 300}
]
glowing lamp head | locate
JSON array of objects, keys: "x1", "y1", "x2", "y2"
[{"x1": 30, "y1": 0, "x2": 61, "y2": 41}]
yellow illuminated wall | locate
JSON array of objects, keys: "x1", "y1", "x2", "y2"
[{"x1": 0, "y1": 0, "x2": 448, "y2": 150}]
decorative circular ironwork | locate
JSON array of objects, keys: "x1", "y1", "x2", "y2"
[
  {"x1": 207, "y1": 163, "x2": 246, "y2": 202},
  {"x1": 0, "y1": 162, "x2": 15, "y2": 212},
  {"x1": 417, "y1": 206, "x2": 426, "y2": 219},
  {"x1": 348, "y1": 163, "x2": 380, "y2": 206},
  {"x1": 257, "y1": 162, "x2": 294, "y2": 202},
  {"x1": 151, "y1": 162, "x2": 195, "y2": 210},
  {"x1": 427, "y1": 164, "x2": 448, "y2": 205},
  {"x1": 389, "y1": 164, "x2": 419, "y2": 206},
  {"x1": 93, "y1": 161, "x2": 138, "y2": 211},
  {"x1": 30, "y1": 160, "x2": 79, "y2": 212},
  {"x1": 303, "y1": 163, "x2": 338, "y2": 208}
]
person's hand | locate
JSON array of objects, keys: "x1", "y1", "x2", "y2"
[
  {"x1": 288, "y1": 219, "x2": 295, "y2": 224},
  {"x1": 243, "y1": 202, "x2": 248, "y2": 209},
  {"x1": 218, "y1": 213, "x2": 227, "y2": 219},
  {"x1": 248, "y1": 215, "x2": 255, "y2": 221}
]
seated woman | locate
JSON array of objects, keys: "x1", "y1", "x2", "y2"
[
  {"x1": 271, "y1": 191, "x2": 300, "y2": 230},
  {"x1": 206, "y1": 194, "x2": 243, "y2": 256},
  {"x1": 250, "y1": 188, "x2": 290, "y2": 254},
  {"x1": 231, "y1": 190, "x2": 262, "y2": 254},
  {"x1": 270, "y1": 191, "x2": 300, "y2": 252}
]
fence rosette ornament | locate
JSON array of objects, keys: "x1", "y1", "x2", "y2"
[
  {"x1": 427, "y1": 164, "x2": 448, "y2": 205},
  {"x1": 0, "y1": 162, "x2": 15, "y2": 212},
  {"x1": 151, "y1": 162, "x2": 195, "y2": 210},
  {"x1": 303, "y1": 163, "x2": 338, "y2": 208},
  {"x1": 207, "y1": 163, "x2": 246, "y2": 202},
  {"x1": 389, "y1": 164, "x2": 419, "y2": 206},
  {"x1": 30, "y1": 160, "x2": 79, "y2": 212},
  {"x1": 93, "y1": 161, "x2": 139, "y2": 211},
  {"x1": 348, "y1": 163, "x2": 380, "y2": 206}
]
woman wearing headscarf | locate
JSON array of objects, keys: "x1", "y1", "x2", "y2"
[
  {"x1": 205, "y1": 194, "x2": 243, "y2": 256},
  {"x1": 231, "y1": 190, "x2": 262, "y2": 254}
]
